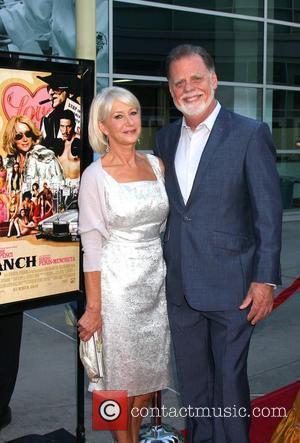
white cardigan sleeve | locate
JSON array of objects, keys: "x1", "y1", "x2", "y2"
[{"x1": 78, "y1": 160, "x2": 109, "y2": 272}]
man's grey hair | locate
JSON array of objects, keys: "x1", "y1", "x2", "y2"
[{"x1": 166, "y1": 44, "x2": 215, "y2": 79}]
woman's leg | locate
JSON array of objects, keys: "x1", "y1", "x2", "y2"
[
  {"x1": 113, "y1": 392, "x2": 154, "y2": 443},
  {"x1": 7, "y1": 220, "x2": 13, "y2": 236},
  {"x1": 113, "y1": 396, "x2": 134, "y2": 443},
  {"x1": 130, "y1": 392, "x2": 154, "y2": 443},
  {"x1": 14, "y1": 221, "x2": 21, "y2": 237},
  {"x1": 0, "y1": 195, "x2": 9, "y2": 221}
]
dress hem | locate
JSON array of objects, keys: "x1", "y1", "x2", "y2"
[{"x1": 88, "y1": 382, "x2": 170, "y2": 398}]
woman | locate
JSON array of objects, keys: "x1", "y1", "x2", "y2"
[
  {"x1": 2, "y1": 115, "x2": 64, "y2": 193},
  {"x1": 7, "y1": 192, "x2": 20, "y2": 237},
  {"x1": 17, "y1": 208, "x2": 38, "y2": 236},
  {"x1": 78, "y1": 87, "x2": 170, "y2": 443},
  {"x1": 0, "y1": 155, "x2": 9, "y2": 222},
  {"x1": 8, "y1": 161, "x2": 22, "y2": 194},
  {"x1": 38, "y1": 183, "x2": 53, "y2": 220},
  {"x1": 21, "y1": 191, "x2": 35, "y2": 221},
  {"x1": 31, "y1": 182, "x2": 40, "y2": 203},
  {"x1": 31, "y1": 182, "x2": 41, "y2": 223}
]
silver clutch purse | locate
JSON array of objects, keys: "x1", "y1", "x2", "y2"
[{"x1": 79, "y1": 332, "x2": 104, "y2": 382}]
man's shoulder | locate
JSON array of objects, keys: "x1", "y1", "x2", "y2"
[{"x1": 222, "y1": 107, "x2": 265, "y2": 131}]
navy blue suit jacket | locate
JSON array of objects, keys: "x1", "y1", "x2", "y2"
[{"x1": 154, "y1": 107, "x2": 282, "y2": 310}]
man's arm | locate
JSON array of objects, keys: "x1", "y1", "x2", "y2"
[{"x1": 240, "y1": 122, "x2": 282, "y2": 324}]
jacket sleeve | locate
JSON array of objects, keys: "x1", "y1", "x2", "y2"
[{"x1": 245, "y1": 122, "x2": 282, "y2": 285}]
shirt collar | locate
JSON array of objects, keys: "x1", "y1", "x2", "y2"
[{"x1": 181, "y1": 101, "x2": 221, "y2": 133}]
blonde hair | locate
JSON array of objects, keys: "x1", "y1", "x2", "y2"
[
  {"x1": 2, "y1": 115, "x2": 41, "y2": 156},
  {"x1": 88, "y1": 86, "x2": 141, "y2": 154}
]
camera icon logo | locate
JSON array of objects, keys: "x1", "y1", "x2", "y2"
[
  {"x1": 99, "y1": 399, "x2": 121, "y2": 422},
  {"x1": 93, "y1": 390, "x2": 128, "y2": 430}
]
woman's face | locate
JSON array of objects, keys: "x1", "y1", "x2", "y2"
[
  {"x1": 99, "y1": 100, "x2": 141, "y2": 149},
  {"x1": 14, "y1": 122, "x2": 34, "y2": 154}
]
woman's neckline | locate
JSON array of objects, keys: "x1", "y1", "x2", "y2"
[{"x1": 100, "y1": 154, "x2": 158, "y2": 184}]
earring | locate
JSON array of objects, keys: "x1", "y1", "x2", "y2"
[{"x1": 104, "y1": 134, "x2": 110, "y2": 153}]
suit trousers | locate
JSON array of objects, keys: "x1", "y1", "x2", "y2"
[
  {"x1": 168, "y1": 297, "x2": 254, "y2": 443},
  {"x1": 0, "y1": 312, "x2": 23, "y2": 415}
]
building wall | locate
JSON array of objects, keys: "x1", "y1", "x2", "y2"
[
  {"x1": 101, "y1": 0, "x2": 300, "y2": 211},
  {"x1": 1, "y1": 0, "x2": 299, "y2": 210}
]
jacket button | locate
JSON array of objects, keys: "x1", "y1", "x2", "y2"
[{"x1": 183, "y1": 216, "x2": 192, "y2": 222}]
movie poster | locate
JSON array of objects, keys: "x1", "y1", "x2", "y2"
[{"x1": 0, "y1": 66, "x2": 82, "y2": 304}]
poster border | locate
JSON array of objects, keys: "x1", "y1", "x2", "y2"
[{"x1": 0, "y1": 51, "x2": 94, "y2": 315}]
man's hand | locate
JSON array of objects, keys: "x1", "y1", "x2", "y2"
[{"x1": 239, "y1": 282, "x2": 274, "y2": 325}]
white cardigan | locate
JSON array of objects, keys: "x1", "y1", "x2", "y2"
[{"x1": 78, "y1": 159, "x2": 109, "y2": 273}]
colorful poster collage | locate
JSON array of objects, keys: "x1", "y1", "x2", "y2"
[{"x1": 0, "y1": 67, "x2": 82, "y2": 304}]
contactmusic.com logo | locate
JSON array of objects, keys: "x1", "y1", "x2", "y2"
[{"x1": 93, "y1": 390, "x2": 128, "y2": 430}]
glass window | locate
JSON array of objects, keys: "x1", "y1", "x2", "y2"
[
  {"x1": 267, "y1": 24, "x2": 300, "y2": 86},
  {"x1": 113, "y1": 3, "x2": 263, "y2": 83},
  {"x1": 267, "y1": 89, "x2": 300, "y2": 150},
  {"x1": 112, "y1": 79, "x2": 263, "y2": 149},
  {"x1": 112, "y1": 79, "x2": 176, "y2": 149},
  {"x1": 217, "y1": 85, "x2": 262, "y2": 120},
  {"x1": 267, "y1": 89, "x2": 300, "y2": 211},
  {"x1": 96, "y1": 77, "x2": 109, "y2": 92},
  {"x1": 96, "y1": 0, "x2": 109, "y2": 73},
  {"x1": 146, "y1": 0, "x2": 264, "y2": 17},
  {"x1": 0, "y1": 0, "x2": 76, "y2": 57},
  {"x1": 268, "y1": 0, "x2": 300, "y2": 24}
]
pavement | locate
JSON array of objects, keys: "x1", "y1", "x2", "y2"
[{"x1": 0, "y1": 221, "x2": 299, "y2": 443}]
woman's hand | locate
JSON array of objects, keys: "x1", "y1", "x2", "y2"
[{"x1": 78, "y1": 307, "x2": 102, "y2": 342}]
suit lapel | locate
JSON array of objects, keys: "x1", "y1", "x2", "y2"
[{"x1": 186, "y1": 107, "x2": 231, "y2": 208}]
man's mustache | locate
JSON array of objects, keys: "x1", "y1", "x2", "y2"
[{"x1": 181, "y1": 92, "x2": 201, "y2": 100}]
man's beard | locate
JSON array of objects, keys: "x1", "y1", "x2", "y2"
[{"x1": 173, "y1": 87, "x2": 215, "y2": 117}]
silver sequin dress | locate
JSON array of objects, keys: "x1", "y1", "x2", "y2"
[{"x1": 89, "y1": 154, "x2": 170, "y2": 397}]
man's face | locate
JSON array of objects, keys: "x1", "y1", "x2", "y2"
[
  {"x1": 47, "y1": 86, "x2": 68, "y2": 108},
  {"x1": 60, "y1": 118, "x2": 74, "y2": 141},
  {"x1": 168, "y1": 54, "x2": 218, "y2": 119}
]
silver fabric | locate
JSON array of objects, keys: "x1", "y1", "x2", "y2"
[
  {"x1": 24, "y1": 144, "x2": 65, "y2": 188},
  {"x1": 89, "y1": 154, "x2": 171, "y2": 397},
  {"x1": 79, "y1": 332, "x2": 104, "y2": 382}
]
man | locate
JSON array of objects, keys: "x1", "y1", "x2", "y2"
[
  {"x1": 37, "y1": 72, "x2": 80, "y2": 150},
  {"x1": 0, "y1": 312, "x2": 23, "y2": 431},
  {"x1": 154, "y1": 44, "x2": 282, "y2": 443},
  {"x1": 57, "y1": 110, "x2": 80, "y2": 182}
]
